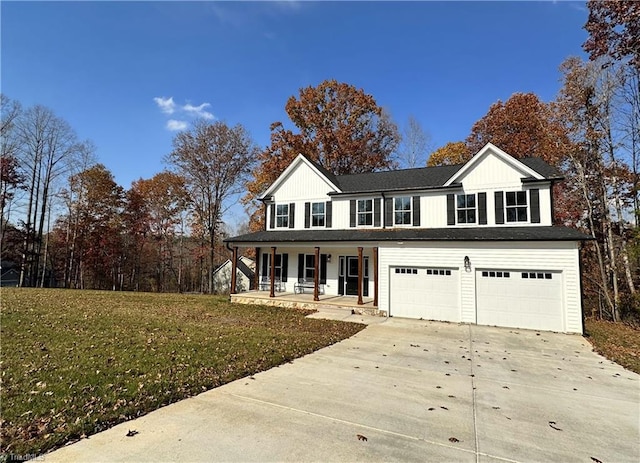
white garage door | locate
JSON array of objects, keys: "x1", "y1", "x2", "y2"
[
  {"x1": 390, "y1": 267, "x2": 460, "y2": 322},
  {"x1": 476, "y1": 270, "x2": 564, "y2": 331}
]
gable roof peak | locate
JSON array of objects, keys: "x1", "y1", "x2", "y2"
[{"x1": 443, "y1": 143, "x2": 546, "y2": 186}]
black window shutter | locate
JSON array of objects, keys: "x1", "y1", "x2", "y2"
[
  {"x1": 281, "y1": 254, "x2": 288, "y2": 282},
  {"x1": 494, "y1": 191, "x2": 504, "y2": 224},
  {"x1": 349, "y1": 200, "x2": 356, "y2": 227},
  {"x1": 374, "y1": 198, "x2": 381, "y2": 227},
  {"x1": 269, "y1": 204, "x2": 275, "y2": 229},
  {"x1": 320, "y1": 254, "x2": 327, "y2": 284},
  {"x1": 304, "y1": 202, "x2": 310, "y2": 228},
  {"x1": 288, "y1": 203, "x2": 295, "y2": 228},
  {"x1": 530, "y1": 189, "x2": 540, "y2": 223},
  {"x1": 297, "y1": 254, "x2": 304, "y2": 282},
  {"x1": 262, "y1": 253, "x2": 268, "y2": 277},
  {"x1": 325, "y1": 201, "x2": 332, "y2": 228},
  {"x1": 478, "y1": 192, "x2": 487, "y2": 225},
  {"x1": 447, "y1": 194, "x2": 455, "y2": 225},
  {"x1": 412, "y1": 196, "x2": 421, "y2": 227},
  {"x1": 384, "y1": 197, "x2": 393, "y2": 227}
]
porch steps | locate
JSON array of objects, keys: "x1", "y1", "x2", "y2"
[{"x1": 230, "y1": 294, "x2": 386, "y2": 317}]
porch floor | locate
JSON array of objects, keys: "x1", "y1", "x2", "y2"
[{"x1": 230, "y1": 290, "x2": 384, "y2": 316}]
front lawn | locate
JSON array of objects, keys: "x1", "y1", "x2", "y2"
[
  {"x1": 0, "y1": 288, "x2": 365, "y2": 458},
  {"x1": 585, "y1": 318, "x2": 640, "y2": 374}
]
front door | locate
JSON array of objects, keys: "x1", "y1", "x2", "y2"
[{"x1": 339, "y1": 256, "x2": 369, "y2": 296}]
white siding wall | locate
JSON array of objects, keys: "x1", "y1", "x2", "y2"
[
  {"x1": 378, "y1": 241, "x2": 582, "y2": 333},
  {"x1": 266, "y1": 149, "x2": 554, "y2": 230},
  {"x1": 271, "y1": 161, "x2": 335, "y2": 200},
  {"x1": 268, "y1": 161, "x2": 334, "y2": 231}
]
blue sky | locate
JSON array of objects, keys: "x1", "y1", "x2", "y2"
[{"x1": 2, "y1": 1, "x2": 589, "y2": 226}]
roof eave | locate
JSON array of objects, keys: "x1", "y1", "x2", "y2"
[{"x1": 328, "y1": 183, "x2": 463, "y2": 196}]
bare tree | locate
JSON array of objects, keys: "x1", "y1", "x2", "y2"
[
  {"x1": 398, "y1": 115, "x2": 431, "y2": 168},
  {"x1": 16, "y1": 105, "x2": 83, "y2": 286},
  {"x1": 166, "y1": 120, "x2": 258, "y2": 293},
  {"x1": 0, "y1": 95, "x2": 23, "y2": 257}
]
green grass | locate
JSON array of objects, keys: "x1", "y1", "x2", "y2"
[
  {"x1": 585, "y1": 318, "x2": 640, "y2": 374},
  {"x1": 0, "y1": 288, "x2": 365, "y2": 457}
]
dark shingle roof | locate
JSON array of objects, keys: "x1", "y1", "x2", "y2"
[
  {"x1": 301, "y1": 156, "x2": 562, "y2": 194},
  {"x1": 519, "y1": 158, "x2": 564, "y2": 180},
  {"x1": 333, "y1": 164, "x2": 461, "y2": 193},
  {"x1": 226, "y1": 226, "x2": 592, "y2": 244}
]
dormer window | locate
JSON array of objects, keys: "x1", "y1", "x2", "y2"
[
  {"x1": 357, "y1": 199, "x2": 373, "y2": 226},
  {"x1": 394, "y1": 197, "x2": 412, "y2": 225},
  {"x1": 276, "y1": 204, "x2": 289, "y2": 228},
  {"x1": 506, "y1": 192, "x2": 527, "y2": 222},
  {"x1": 457, "y1": 194, "x2": 476, "y2": 224}
]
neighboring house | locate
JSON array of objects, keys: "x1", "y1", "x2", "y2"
[
  {"x1": 226, "y1": 143, "x2": 592, "y2": 333},
  {"x1": 212, "y1": 256, "x2": 255, "y2": 294},
  {"x1": 1, "y1": 260, "x2": 20, "y2": 287}
]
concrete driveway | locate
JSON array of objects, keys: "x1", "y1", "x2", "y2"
[{"x1": 43, "y1": 312, "x2": 639, "y2": 462}]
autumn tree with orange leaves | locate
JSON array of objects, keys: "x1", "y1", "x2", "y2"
[
  {"x1": 427, "y1": 141, "x2": 471, "y2": 167},
  {"x1": 244, "y1": 80, "x2": 400, "y2": 230}
]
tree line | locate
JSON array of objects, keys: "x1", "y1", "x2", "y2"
[{"x1": 1, "y1": 1, "x2": 637, "y2": 321}]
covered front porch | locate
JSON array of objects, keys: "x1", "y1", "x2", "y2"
[
  {"x1": 230, "y1": 290, "x2": 383, "y2": 316},
  {"x1": 227, "y1": 240, "x2": 380, "y2": 312}
]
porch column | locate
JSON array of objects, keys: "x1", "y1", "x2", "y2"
[
  {"x1": 357, "y1": 247, "x2": 364, "y2": 305},
  {"x1": 230, "y1": 246, "x2": 238, "y2": 295},
  {"x1": 270, "y1": 246, "x2": 276, "y2": 298},
  {"x1": 313, "y1": 246, "x2": 320, "y2": 301},
  {"x1": 373, "y1": 247, "x2": 378, "y2": 307},
  {"x1": 254, "y1": 247, "x2": 261, "y2": 290}
]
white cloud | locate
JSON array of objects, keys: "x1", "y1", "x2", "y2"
[
  {"x1": 167, "y1": 119, "x2": 188, "y2": 131},
  {"x1": 183, "y1": 102, "x2": 214, "y2": 120},
  {"x1": 155, "y1": 97, "x2": 216, "y2": 131},
  {"x1": 153, "y1": 96, "x2": 176, "y2": 114}
]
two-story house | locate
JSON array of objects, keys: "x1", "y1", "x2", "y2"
[{"x1": 225, "y1": 143, "x2": 591, "y2": 333}]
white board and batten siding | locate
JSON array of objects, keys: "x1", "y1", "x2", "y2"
[
  {"x1": 378, "y1": 241, "x2": 583, "y2": 333},
  {"x1": 269, "y1": 159, "x2": 336, "y2": 201},
  {"x1": 453, "y1": 150, "x2": 553, "y2": 227}
]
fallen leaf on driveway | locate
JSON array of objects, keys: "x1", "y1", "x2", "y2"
[
  {"x1": 548, "y1": 421, "x2": 562, "y2": 431},
  {"x1": 448, "y1": 437, "x2": 460, "y2": 443},
  {"x1": 590, "y1": 457, "x2": 603, "y2": 463},
  {"x1": 126, "y1": 430, "x2": 139, "y2": 437},
  {"x1": 357, "y1": 434, "x2": 368, "y2": 442}
]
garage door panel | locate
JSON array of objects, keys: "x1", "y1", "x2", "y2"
[
  {"x1": 390, "y1": 267, "x2": 460, "y2": 322},
  {"x1": 476, "y1": 270, "x2": 563, "y2": 332}
]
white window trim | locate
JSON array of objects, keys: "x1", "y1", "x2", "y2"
[
  {"x1": 393, "y1": 196, "x2": 412, "y2": 227},
  {"x1": 264, "y1": 254, "x2": 283, "y2": 280},
  {"x1": 505, "y1": 191, "x2": 528, "y2": 223},
  {"x1": 275, "y1": 204, "x2": 289, "y2": 228},
  {"x1": 311, "y1": 201, "x2": 325, "y2": 228},
  {"x1": 456, "y1": 193, "x2": 476, "y2": 224},
  {"x1": 304, "y1": 254, "x2": 315, "y2": 280},
  {"x1": 357, "y1": 199, "x2": 374, "y2": 227}
]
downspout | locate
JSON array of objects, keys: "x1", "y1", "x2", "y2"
[
  {"x1": 381, "y1": 192, "x2": 386, "y2": 229},
  {"x1": 579, "y1": 241, "x2": 585, "y2": 335}
]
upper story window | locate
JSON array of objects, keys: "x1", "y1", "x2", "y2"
[
  {"x1": 394, "y1": 197, "x2": 412, "y2": 225},
  {"x1": 457, "y1": 194, "x2": 476, "y2": 224},
  {"x1": 276, "y1": 204, "x2": 289, "y2": 228},
  {"x1": 311, "y1": 202, "x2": 325, "y2": 227},
  {"x1": 358, "y1": 199, "x2": 373, "y2": 226},
  {"x1": 506, "y1": 191, "x2": 527, "y2": 222}
]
